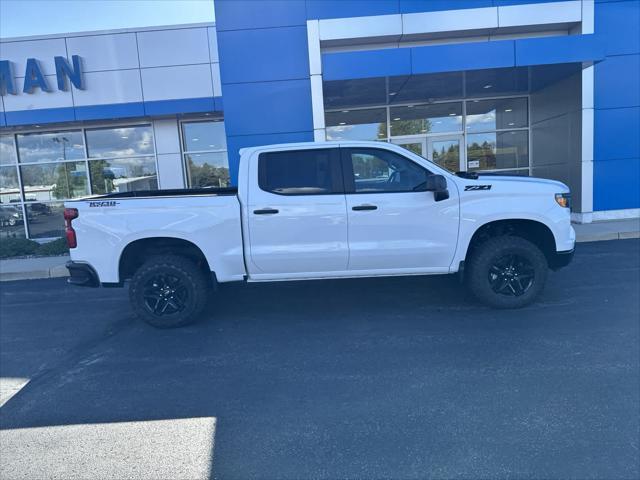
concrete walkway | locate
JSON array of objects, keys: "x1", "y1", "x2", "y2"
[
  {"x1": 1, "y1": 218, "x2": 638, "y2": 282},
  {"x1": 0, "y1": 255, "x2": 69, "y2": 282}
]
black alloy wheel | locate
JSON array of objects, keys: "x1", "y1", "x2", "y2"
[
  {"x1": 129, "y1": 255, "x2": 210, "y2": 328},
  {"x1": 466, "y1": 236, "x2": 548, "y2": 309},
  {"x1": 488, "y1": 254, "x2": 535, "y2": 297},
  {"x1": 143, "y1": 273, "x2": 189, "y2": 316}
]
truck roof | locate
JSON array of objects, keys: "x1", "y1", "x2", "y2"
[{"x1": 238, "y1": 140, "x2": 391, "y2": 156}]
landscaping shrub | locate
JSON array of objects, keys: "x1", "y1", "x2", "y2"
[
  {"x1": 36, "y1": 238, "x2": 70, "y2": 256},
  {"x1": 0, "y1": 237, "x2": 70, "y2": 259},
  {"x1": 0, "y1": 238, "x2": 40, "y2": 258}
]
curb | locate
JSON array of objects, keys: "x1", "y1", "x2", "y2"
[
  {"x1": 0, "y1": 264, "x2": 69, "y2": 282},
  {"x1": 575, "y1": 230, "x2": 640, "y2": 243}
]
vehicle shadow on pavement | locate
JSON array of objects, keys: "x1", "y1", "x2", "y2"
[{"x1": 1, "y1": 240, "x2": 639, "y2": 479}]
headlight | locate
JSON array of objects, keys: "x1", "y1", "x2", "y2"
[{"x1": 555, "y1": 193, "x2": 571, "y2": 208}]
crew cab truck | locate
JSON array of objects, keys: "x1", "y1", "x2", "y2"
[{"x1": 64, "y1": 141, "x2": 575, "y2": 328}]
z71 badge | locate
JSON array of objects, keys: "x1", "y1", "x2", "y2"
[
  {"x1": 88, "y1": 201, "x2": 120, "y2": 207},
  {"x1": 464, "y1": 185, "x2": 492, "y2": 191}
]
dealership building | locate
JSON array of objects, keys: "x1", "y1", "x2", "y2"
[{"x1": 0, "y1": 0, "x2": 638, "y2": 240}]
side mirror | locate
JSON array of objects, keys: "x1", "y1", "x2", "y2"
[{"x1": 425, "y1": 174, "x2": 449, "y2": 201}]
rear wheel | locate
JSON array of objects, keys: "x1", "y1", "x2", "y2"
[
  {"x1": 466, "y1": 236, "x2": 548, "y2": 309},
  {"x1": 129, "y1": 255, "x2": 210, "y2": 328}
]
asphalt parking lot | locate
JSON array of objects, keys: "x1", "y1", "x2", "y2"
[{"x1": 1, "y1": 239, "x2": 639, "y2": 479}]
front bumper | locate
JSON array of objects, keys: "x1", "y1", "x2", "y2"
[
  {"x1": 66, "y1": 261, "x2": 100, "y2": 287},
  {"x1": 549, "y1": 248, "x2": 575, "y2": 270}
]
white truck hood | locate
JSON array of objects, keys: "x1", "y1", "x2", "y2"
[{"x1": 476, "y1": 174, "x2": 570, "y2": 192}]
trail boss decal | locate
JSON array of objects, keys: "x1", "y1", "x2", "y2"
[
  {"x1": 89, "y1": 201, "x2": 120, "y2": 207},
  {"x1": 465, "y1": 185, "x2": 492, "y2": 191}
]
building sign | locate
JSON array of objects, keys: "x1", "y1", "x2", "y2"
[{"x1": 0, "y1": 55, "x2": 84, "y2": 95}]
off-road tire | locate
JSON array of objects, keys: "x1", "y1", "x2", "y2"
[
  {"x1": 466, "y1": 236, "x2": 548, "y2": 309},
  {"x1": 129, "y1": 255, "x2": 209, "y2": 328}
]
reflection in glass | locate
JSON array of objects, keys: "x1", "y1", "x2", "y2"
[
  {"x1": 182, "y1": 121, "x2": 227, "y2": 152},
  {"x1": 1, "y1": 135, "x2": 17, "y2": 165},
  {"x1": 186, "y1": 152, "x2": 230, "y2": 188},
  {"x1": 467, "y1": 131, "x2": 529, "y2": 170},
  {"x1": 86, "y1": 125, "x2": 154, "y2": 158},
  {"x1": 0, "y1": 205, "x2": 25, "y2": 239},
  {"x1": 390, "y1": 103, "x2": 462, "y2": 136},
  {"x1": 20, "y1": 162, "x2": 89, "y2": 201},
  {"x1": 17, "y1": 131, "x2": 85, "y2": 164},
  {"x1": 0, "y1": 166, "x2": 21, "y2": 204},
  {"x1": 89, "y1": 157, "x2": 157, "y2": 194},
  {"x1": 349, "y1": 149, "x2": 427, "y2": 193},
  {"x1": 430, "y1": 139, "x2": 461, "y2": 172},
  {"x1": 325, "y1": 108, "x2": 387, "y2": 141},
  {"x1": 397, "y1": 143, "x2": 423, "y2": 156},
  {"x1": 25, "y1": 202, "x2": 65, "y2": 239},
  {"x1": 466, "y1": 98, "x2": 528, "y2": 132}
]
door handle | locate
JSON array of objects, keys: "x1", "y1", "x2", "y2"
[
  {"x1": 352, "y1": 205, "x2": 378, "y2": 211},
  {"x1": 253, "y1": 208, "x2": 279, "y2": 215}
]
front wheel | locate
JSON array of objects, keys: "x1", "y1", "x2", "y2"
[
  {"x1": 129, "y1": 255, "x2": 210, "y2": 328},
  {"x1": 466, "y1": 236, "x2": 548, "y2": 309}
]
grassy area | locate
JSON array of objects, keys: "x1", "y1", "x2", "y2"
[{"x1": 0, "y1": 237, "x2": 69, "y2": 259}]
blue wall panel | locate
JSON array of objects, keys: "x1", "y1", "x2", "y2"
[
  {"x1": 221, "y1": 80, "x2": 313, "y2": 136},
  {"x1": 596, "y1": 0, "x2": 640, "y2": 56},
  {"x1": 593, "y1": 158, "x2": 640, "y2": 210},
  {"x1": 215, "y1": 0, "x2": 306, "y2": 31},
  {"x1": 218, "y1": 27, "x2": 310, "y2": 84},
  {"x1": 594, "y1": 107, "x2": 640, "y2": 161},
  {"x1": 412, "y1": 40, "x2": 515, "y2": 74},
  {"x1": 400, "y1": 0, "x2": 492, "y2": 13},
  {"x1": 5, "y1": 107, "x2": 75, "y2": 126},
  {"x1": 322, "y1": 49, "x2": 411, "y2": 81},
  {"x1": 592, "y1": 1, "x2": 640, "y2": 210},
  {"x1": 493, "y1": 0, "x2": 564, "y2": 5},
  {"x1": 144, "y1": 97, "x2": 217, "y2": 116},
  {"x1": 594, "y1": 54, "x2": 640, "y2": 110},
  {"x1": 306, "y1": 0, "x2": 399, "y2": 19},
  {"x1": 214, "y1": 0, "x2": 316, "y2": 185},
  {"x1": 226, "y1": 131, "x2": 313, "y2": 184},
  {"x1": 515, "y1": 34, "x2": 605, "y2": 66}
]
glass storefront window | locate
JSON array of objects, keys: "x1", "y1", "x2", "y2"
[
  {"x1": 0, "y1": 166, "x2": 21, "y2": 204},
  {"x1": 182, "y1": 121, "x2": 227, "y2": 151},
  {"x1": 89, "y1": 157, "x2": 157, "y2": 195},
  {"x1": 185, "y1": 152, "x2": 230, "y2": 188},
  {"x1": 86, "y1": 125, "x2": 154, "y2": 158},
  {"x1": 3, "y1": 123, "x2": 159, "y2": 239},
  {"x1": 181, "y1": 120, "x2": 230, "y2": 188},
  {"x1": 1, "y1": 135, "x2": 17, "y2": 165},
  {"x1": 17, "y1": 131, "x2": 85, "y2": 163},
  {"x1": 390, "y1": 103, "x2": 462, "y2": 136},
  {"x1": 467, "y1": 131, "x2": 529, "y2": 170},
  {"x1": 325, "y1": 108, "x2": 387, "y2": 141},
  {"x1": 0, "y1": 204, "x2": 26, "y2": 239},
  {"x1": 466, "y1": 98, "x2": 528, "y2": 133},
  {"x1": 21, "y1": 161, "x2": 89, "y2": 201},
  {"x1": 25, "y1": 202, "x2": 65, "y2": 239}
]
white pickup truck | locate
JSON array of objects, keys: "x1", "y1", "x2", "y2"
[{"x1": 65, "y1": 141, "x2": 575, "y2": 328}]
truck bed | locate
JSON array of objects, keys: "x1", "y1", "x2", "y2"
[{"x1": 90, "y1": 186, "x2": 238, "y2": 199}]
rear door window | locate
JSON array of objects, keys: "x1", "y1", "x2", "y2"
[{"x1": 258, "y1": 149, "x2": 343, "y2": 195}]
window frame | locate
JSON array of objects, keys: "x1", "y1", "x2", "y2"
[
  {"x1": 0, "y1": 121, "x2": 157, "y2": 241},
  {"x1": 179, "y1": 118, "x2": 229, "y2": 188},
  {"x1": 258, "y1": 148, "x2": 344, "y2": 196},
  {"x1": 340, "y1": 147, "x2": 433, "y2": 195}
]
